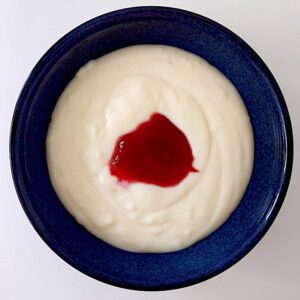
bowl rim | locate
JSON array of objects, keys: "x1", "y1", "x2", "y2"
[{"x1": 10, "y1": 6, "x2": 293, "y2": 291}]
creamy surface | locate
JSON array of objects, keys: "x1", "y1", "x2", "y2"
[{"x1": 46, "y1": 45, "x2": 254, "y2": 252}]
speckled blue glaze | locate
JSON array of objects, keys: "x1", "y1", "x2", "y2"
[{"x1": 10, "y1": 7, "x2": 293, "y2": 290}]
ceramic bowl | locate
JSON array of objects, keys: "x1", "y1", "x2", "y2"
[{"x1": 10, "y1": 7, "x2": 293, "y2": 290}]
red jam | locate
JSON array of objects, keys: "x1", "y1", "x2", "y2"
[{"x1": 109, "y1": 113, "x2": 198, "y2": 187}]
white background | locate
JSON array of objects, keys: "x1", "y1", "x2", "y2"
[{"x1": 1, "y1": 0, "x2": 299, "y2": 299}]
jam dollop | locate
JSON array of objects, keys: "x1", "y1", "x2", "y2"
[{"x1": 109, "y1": 113, "x2": 198, "y2": 187}]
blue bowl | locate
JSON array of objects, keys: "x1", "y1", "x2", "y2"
[{"x1": 10, "y1": 7, "x2": 293, "y2": 290}]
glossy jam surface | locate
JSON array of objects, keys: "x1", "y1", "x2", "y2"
[{"x1": 109, "y1": 113, "x2": 198, "y2": 187}]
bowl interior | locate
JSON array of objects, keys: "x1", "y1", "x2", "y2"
[{"x1": 10, "y1": 7, "x2": 292, "y2": 290}]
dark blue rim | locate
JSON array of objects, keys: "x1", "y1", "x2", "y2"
[{"x1": 10, "y1": 6, "x2": 293, "y2": 290}]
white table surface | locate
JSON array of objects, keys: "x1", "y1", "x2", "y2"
[{"x1": 1, "y1": 0, "x2": 299, "y2": 299}]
